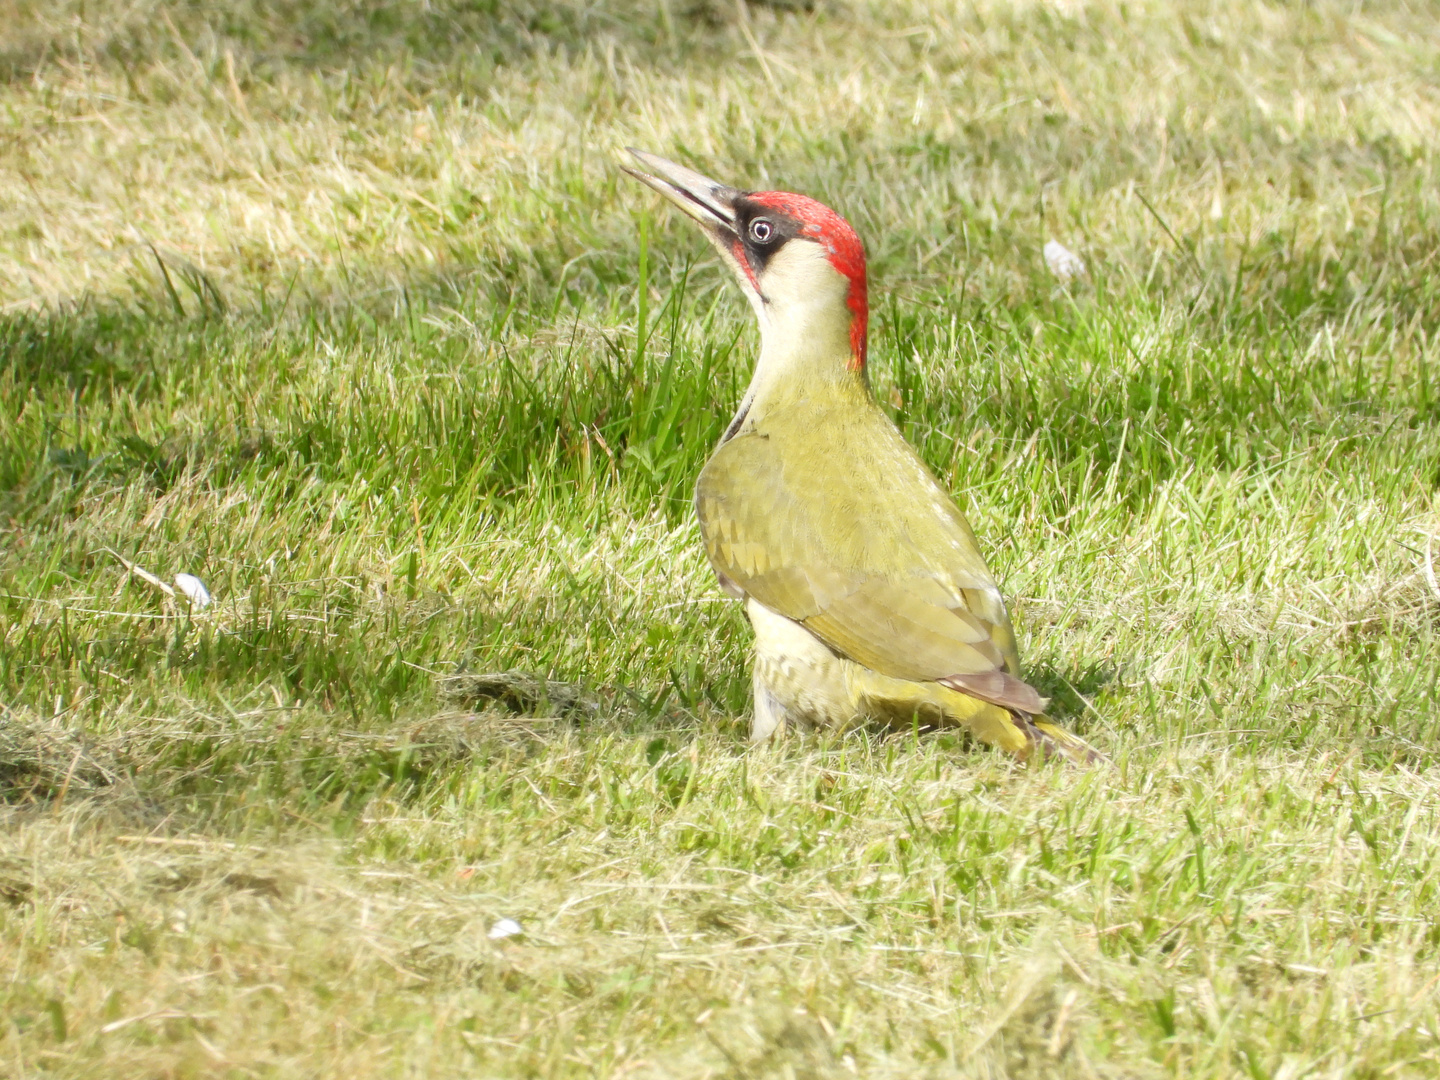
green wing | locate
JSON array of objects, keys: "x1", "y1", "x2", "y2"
[{"x1": 696, "y1": 406, "x2": 1043, "y2": 714}]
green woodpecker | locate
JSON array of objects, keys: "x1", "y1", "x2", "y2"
[{"x1": 622, "y1": 149, "x2": 1099, "y2": 764}]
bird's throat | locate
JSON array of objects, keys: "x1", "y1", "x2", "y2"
[
  {"x1": 728, "y1": 344, "x2": 871, "y2": 439},
  {"x1": 723, "y1": 238, "x2": 870, "y2": 439}
]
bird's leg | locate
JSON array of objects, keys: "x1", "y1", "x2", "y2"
[{"x1": 750, "y1": 669, "x2": 789, "y2": 741}]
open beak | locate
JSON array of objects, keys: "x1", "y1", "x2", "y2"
[
  {"x1": 621, "y1": 148, "x2": 767, "y2": 319},
  {"x1": 620, "y1": 148, "x2": 742, "y2": 242}
]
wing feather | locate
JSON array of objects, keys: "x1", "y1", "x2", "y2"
[{"x1": 697, "y1": 405, "x2": 1042, "y2": 712}]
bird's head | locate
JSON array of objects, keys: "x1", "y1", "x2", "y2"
[{"x1": 622, "y1": 149, "x2": 868, "y2": 373}]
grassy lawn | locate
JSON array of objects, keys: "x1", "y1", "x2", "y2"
[{"x1": 3, "y1": 0, "x2": 1440, "y2": 1075}]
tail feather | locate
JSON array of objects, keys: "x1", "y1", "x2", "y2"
[
  {"x1": 1019, "y1": 714, "x2": 1107, "y2": 766},
  {"x1": 852, "y1": 671, "x2": 1105, "y2": 766}
]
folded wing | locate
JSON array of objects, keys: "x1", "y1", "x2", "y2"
[{"x1": 697, "y1": 418, "x2": 1045, "y2": 714}]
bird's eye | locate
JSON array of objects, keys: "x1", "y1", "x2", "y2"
[{"x1": 749, "y1": 218, "x2": 774, "y2": 243}]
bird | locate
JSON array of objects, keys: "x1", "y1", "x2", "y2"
[{"x1": 621, "y1": 149, "x2": 1100, "y2": 764}]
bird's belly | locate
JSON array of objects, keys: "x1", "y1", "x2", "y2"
[{"x1": 746, "y1": 598, "x2": 860, "y2": 730}]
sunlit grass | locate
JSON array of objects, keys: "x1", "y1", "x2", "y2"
[{"x1": 2, "y1": 0, "x2": 1439, "y2": 1076}]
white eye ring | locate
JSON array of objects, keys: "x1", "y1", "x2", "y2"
[{"x1": 749, "y1": 219, "x2": 774, "y2": 243}]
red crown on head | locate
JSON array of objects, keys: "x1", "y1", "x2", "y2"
[{"x1": 750, "y1": 191, "x2": 869, "y2": 370}]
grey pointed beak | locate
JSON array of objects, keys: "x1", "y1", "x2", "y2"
[{"x1": 620, "y1": 148, "x2": 742, "y2": 238}]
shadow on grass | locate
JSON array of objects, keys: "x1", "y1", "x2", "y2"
[
  {"x1": 9, "y1": 207, "x2": 1437, "y2": 521},
  {"x1": 1025, "y1": 661, "x2": 1119, "y2": 729},
  {"x1": 3, "y1": 169, "x2": 1436, "y2": 790}
]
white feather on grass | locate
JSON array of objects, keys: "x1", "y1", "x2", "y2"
[{"x1": 1043, "y1": 239, "x2": 1086, "y2": 283}]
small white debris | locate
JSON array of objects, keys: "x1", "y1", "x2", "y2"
[
  {"x1": 488, "y1": 918, "x2": 524, "y2": 940},
  {"x1": 1043, "y1": 239, "x2": 1086, "y2": 283},
  {"x1": 174, "y1": 574, "x2": 212, "y2": 609}
]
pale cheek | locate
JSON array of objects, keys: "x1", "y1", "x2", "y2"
[{"x1": 761, "y1": 243, "x2": 851, "y2": 312}]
